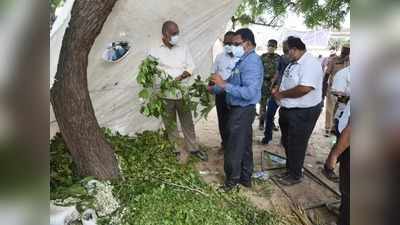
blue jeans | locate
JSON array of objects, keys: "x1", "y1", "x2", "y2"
[{"x1": 263, "y1": 97, "x2": 279, "y2": 142}]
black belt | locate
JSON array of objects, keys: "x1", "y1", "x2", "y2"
[{"x1": 281, "y1": 102, "x2": 322, "y2": 111}]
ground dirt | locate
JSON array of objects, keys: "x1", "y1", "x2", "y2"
[{"x1": 190, "y1": 106, "x2": 341, "y2": 225}]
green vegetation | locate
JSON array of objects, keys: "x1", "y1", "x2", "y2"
[
  {"x1": 51, "y1": 129, "x2": 292, "y2": 225},
  {"x1": 136, "y1": 57, "x2": 213, "y2": 120},
  {"x1": 233, "y1": 0, "x2": 350, "y2": 29}
]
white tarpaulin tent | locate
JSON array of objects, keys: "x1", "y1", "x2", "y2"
[{"x1": 50, "y1": 0, "x2": 241, "y2": 138}]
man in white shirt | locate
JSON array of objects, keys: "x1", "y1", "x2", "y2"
[
  {"x1": 324, "y1": 102, "x2": 350, "y2": 225},
  {"x1": 321, "y1": 56, "x2": 351, "y2": 184},
  {"x1": 331, "y1": 56, "x2": 350, "y2": 124},
  {"x1": 324, "y1": 44, "x2": 350, "y2": 137},
  {"x1": 272, "y1": 36, "x2": 323, "y2": 185},
  {"x1": 209, "y1": 31, "x2": 236, "y2": 152},
  {"x1": 148, "y1": 21, "x2": 208, "y2": 163}
]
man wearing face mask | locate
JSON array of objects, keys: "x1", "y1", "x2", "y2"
[
  {"x1": 273, "y1": 36, "x2": 323, "y2": 186},
  {"x1": 149, "y1": 20, "x2": 208, "y2": 163},
  {"x1": 209, "y1": 31, "x2": 237, "y2": 153},
  {"x1": 211, "y1": 28, "x2": 263, "y2": 191},
  {"x1": 259, "y1": 39, "x2": 281, "y2": 130},
  {"x1": 261, "y1": 40, "x2": 290, "y2": 145}
]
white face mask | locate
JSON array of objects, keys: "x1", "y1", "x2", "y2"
[
  {"x1": 232, "y1": 45, "x2": 245, "y2": 58},
  {"x1": 169, "y1": 35, "x2": 179, "y2": 46},
  {"x1": 224, "y1": 45, "x2": 233, "y2": 54}
]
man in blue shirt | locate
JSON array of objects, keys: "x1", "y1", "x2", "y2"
[{"x1": 211, "y1": 28, "x2": 263, "y2": 191}]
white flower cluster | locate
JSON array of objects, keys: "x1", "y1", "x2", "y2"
[
  {"x1": 85, "y1": 180, "x2": 120, "y2": 217},
  {"x1": 109, "y1": 207, "x2": 128, "y2": 225}
]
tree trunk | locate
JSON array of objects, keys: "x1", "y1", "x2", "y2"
[{"x1": 50, "y1": 0, "x2": 119, "y2": 180}]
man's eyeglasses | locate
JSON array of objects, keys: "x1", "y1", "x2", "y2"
[
  {"x1": 232, "y1": 42, "x2": 244, "y2": 46},
  {"x1": 223, "y1": 42, "x2": 233, "y2": 46}
]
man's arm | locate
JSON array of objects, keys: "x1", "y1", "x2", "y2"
[
  {"x1": 273, "y1": 85, "x2": 313, "y2": 101},
  {"x1": 270, "y1": 71, "x2": 279, "y2": 89},
  {"x1": 326, "y1": 121, "x2": 351, "y2": 169}
]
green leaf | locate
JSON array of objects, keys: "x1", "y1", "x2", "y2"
[{"x1": 138, "y1": 89, "x2": 150, "y2": 99}]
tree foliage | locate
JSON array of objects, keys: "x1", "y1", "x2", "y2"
[
  {"x1": 49, "y1": 0, "x2": 64, "y2": 11},
  {"x1": 233, "y1": 0, "x2": 350, "y2": 29}
]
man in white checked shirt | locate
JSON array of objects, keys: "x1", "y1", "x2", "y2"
[{"x1": 149, "y1": 21, "x2": 208, "y2": 163}]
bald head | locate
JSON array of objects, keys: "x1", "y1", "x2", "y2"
[
  {"x1": 161, "y1": 21, "x2": 180, "y2": 48},
  {"x1": 162, "y1": 21, "x2": 179, "y2": 36}
]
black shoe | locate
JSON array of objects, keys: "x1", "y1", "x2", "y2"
[
  {"x1": 278, "y1": 175, "x2": 303, "y2": 186},
  {"x1": 322, "y1": 165, "x2": 339, "y2": 183},
  {"x1": 191, "y1": 150, "x2": 208, "y2": 161},
  {"x1": 239, "y1": 179, "x2": 252, "y2": 188},
  {"x1": 219, "y1": 183, "x2": 240, "y2": 192},
  {"x1": 261, "y1": 137, "x2": 271, "y2": 145},
  {"x1": 275, "y1": 171, "x2": 290, "y2": 179}
]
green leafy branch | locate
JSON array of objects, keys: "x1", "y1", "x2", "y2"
[{"x1": 136, "y1": 57, "x2": 214, "y2": 121}]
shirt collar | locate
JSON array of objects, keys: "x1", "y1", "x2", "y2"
[
  {"x1": 296, "y1": 51, "x2": 309, "y2": 64},
  {"x1": 160, "y1": 41, "x2": 179, "y2": 49},
  {"x1": 239, "y1": 49, "x2": 255, "y2": 61},
  {"x1": 244, "y1": 49, "x2": 255, "y2": 57}
]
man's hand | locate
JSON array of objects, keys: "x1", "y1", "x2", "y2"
[
  {"x1": 325, "y1": 152, "x2": 338, "y2": 170},
  {"x1": 272, "y1": 88, "x2": 283, "y2": 101},
  {"x1": 211, "y1": 74, "x2": 226, "y2": 88},
  {"x1": 176, "y1": 71, "x2": 191, "y2": 81}
]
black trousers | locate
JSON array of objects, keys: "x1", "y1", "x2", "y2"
[
  {"x1": 279, "y1": 103, "x2": 322, "y2": 179},
  {"x1": 224, "y1": 105, "x2": 256, "y2": 185},
  {"x1": 215, "y1": 92, "x2": 229, "y2": 147},
  {"x1": 338, "y1": 148, "x2": 350, "y2": 225}
]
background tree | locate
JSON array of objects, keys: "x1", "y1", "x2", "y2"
[
  {"x1": 328, "y1": 37, "x2": 349, "y2": 51},
  {"x1": 232, "y1": 0, "x2": 350, "y2": 29},
  {"x1": 50, "y1": 0, "x2": 120, "y2": 180}
]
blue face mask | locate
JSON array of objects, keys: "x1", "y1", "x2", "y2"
[{"x1": 232, "y1": 45, "x2": 245, "y2": 58}]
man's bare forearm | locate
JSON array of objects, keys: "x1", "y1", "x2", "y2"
[
  {"x1": 280, "y1": 85, "x2": 313, "y2": 98},
  {"x1": 330, "y1": 122, "x2": 351, "y2": 158}
]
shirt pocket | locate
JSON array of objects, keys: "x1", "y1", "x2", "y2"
[{"x1": 283, "y1": 72, "x2": 300, "y2": 89}]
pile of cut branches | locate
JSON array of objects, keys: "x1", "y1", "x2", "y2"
[{"x1": 50, "y1": 129, "x2": 290, "y2": 225}]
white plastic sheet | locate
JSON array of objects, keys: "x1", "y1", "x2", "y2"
[{"x1": 50, "y1": 0, "x2": 241, "y2": 137}]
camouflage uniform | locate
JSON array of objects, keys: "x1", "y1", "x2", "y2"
[{"x1": 259, "y1": 52, "x2": 281, "y2": 128}]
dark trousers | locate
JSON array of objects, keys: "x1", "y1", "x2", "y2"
[
  {"x1": 338, "y1": 148, "x2": 350, "y2": 225},
  {"x1": 263, "y1": 97, "x2": 279, "y2": 142},
  {"x1": 279, "y1": 103, "x2": 322, "y2": 179},
  {"x1": 215, "y1": 92, "x2": 229, "y2": 147},
  {"x1": 224, "y1": 105, "x2": 256, "y2": 184}
]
